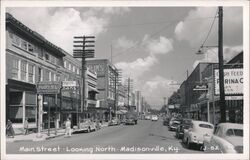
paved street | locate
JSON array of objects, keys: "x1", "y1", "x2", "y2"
[{"x1": 6, "y1": 119, "x2": 202, "y2": 154}]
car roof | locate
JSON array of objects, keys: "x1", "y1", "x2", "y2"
[
  {"x1": 191, "y1": 120, "x2": 214, "y2": 127},
  {"x1": 217, "y1": 123, "x2": 243, "y2": 130}
]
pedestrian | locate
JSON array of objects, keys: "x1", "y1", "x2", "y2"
[
  {"x1": 65, "y1": 118, "x2": 71, "y2": 137},
  {"x1": 6, "y1": 119, "x2": 15, "y2": 138},
  {"x1": 24, "y1": 118, "x2": 29, "y2": 135}
]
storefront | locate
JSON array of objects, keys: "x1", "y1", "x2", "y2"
[{"x1": 6, "y1": 79, "x2": 37, "y2": 133}]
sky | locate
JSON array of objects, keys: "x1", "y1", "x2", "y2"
[{"x1": 6, "y1": 6, "x2": 243, "y2": 109}]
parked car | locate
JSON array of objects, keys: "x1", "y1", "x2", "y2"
[
  {"x1": 169, "y1": 120, "x2": 181, "y2": 131},
  {"x1": 109, "y1": 117, "x2": 120, "y2": 126},
  {"x1": 145, "y1": 115, "x2": 151, "y2": 120},
  {"x1": 163, "y1": 116, "x2": 171, "y2": 126},
  {"x1": 204, "y1": 123, "x2": 243, "y2": 153},
  {"x1": 182, "y1": 120, "x2": 214, "y2": 149},
  {"x1": 151, "y1": 115, "x2": 158, "y2": 121},
  {"x1": 78, "y1": 119, "x2": 96, "y2": 132},
  {"x1": 176, "y1": 119, "x2": 192, "y2": 139}
]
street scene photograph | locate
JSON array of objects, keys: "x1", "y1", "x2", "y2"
[{"x1": 1, "y1": 1, "x2": 249, "y2": 160}]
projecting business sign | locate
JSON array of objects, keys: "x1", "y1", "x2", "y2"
[
  {"x1": 214, "y1": 68, "x2": 243, "y2": 95},
  {"x1": 62, "y1": 81, "x2": 78, "y2": 90},
  {"x1": 37, "y1": 82, "x2": 61, "y2": 94}
]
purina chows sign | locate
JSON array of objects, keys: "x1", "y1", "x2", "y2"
[{"x1": 214, "y1": 68, "x2": 243, "y2": 95}]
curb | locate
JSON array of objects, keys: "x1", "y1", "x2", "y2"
[{"x1": 6, "y1": 133, "x2": 65, "y2": 142}]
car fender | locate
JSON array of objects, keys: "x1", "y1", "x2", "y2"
[{"x1": 212, "y1": 135, "x2": 236, "y2": 153}]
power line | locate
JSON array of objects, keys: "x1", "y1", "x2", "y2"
[{"x1": 200, "y1": 8, "x2": 218, "y2": 48}]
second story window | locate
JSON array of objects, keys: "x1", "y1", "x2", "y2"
[
  {"x1": 20, "y1": 61, "x2": 27, "y2": 81},
  {"x1": 11, "y1": 59, "x2": 19, "y2": 79},
  {"x1": 38, "y1": 68, "x2": 43, "y2": 82},
  {"x1": 69, "y1": 63, "x2": 71, "y2": 70},
  {"x1": 51, "y1": 55, "x2": 56, "y2": 64},
  {"x1": 28, "y1": 64, "x2": 34, "y2": 83}
]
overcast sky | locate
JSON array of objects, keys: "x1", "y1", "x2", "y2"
[{"x1": 6, "y1": 7, "x2": 243, "y2": 109}]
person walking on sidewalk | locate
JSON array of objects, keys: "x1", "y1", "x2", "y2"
[
  {"x1": 6, "y1": 119, "x2": 15, "y2": 138},
  {"x1": 24, "y1": 118, "x2": 29, "y2": 135},
  {"x1": 65, "y1": 118, "x2": 71, "y2": 137}
]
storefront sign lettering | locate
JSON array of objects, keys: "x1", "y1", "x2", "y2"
[
  {"x1": 214, "y1": 68, "x2": 243, "y2": 95},
  {"x1": 37, "y1": 82, "x2": 61, "y2": 94}
]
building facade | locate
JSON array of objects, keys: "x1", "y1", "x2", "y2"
[
  {"x1": 6, "y1": 13, "x2": 65, "y2": 131},
  {"x1": 178, "y1": 52, "x2": 243, "y2": 125},
  {"x1": 5, "y1": 13, "x2": 99, "y2": 132},
  {"x1": 86, "y1": 59, "x2": 119, "y2": 121}
]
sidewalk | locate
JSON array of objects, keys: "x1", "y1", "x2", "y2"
[
  {"x1": 6, "y1": 128, "x2": 65, "y2": 143},
  {"x1": 6, "y1": 123, "x2": 111, "y2": 143}
]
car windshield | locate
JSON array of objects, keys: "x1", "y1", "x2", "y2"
[
  {"x1": 226, "y1": 129, "x2": 243, "y2": 137},
  {"x1": 199, "y1": 124, "x2": 213, "y2": 129}
]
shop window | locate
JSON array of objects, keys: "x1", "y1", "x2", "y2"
[
  {"x1": 12, "y1": 59, "x2": 19, "y2": 79},
  {"x1": 28, "y1": 64, "x2": 35, "y2": 83},
  {"x1": 21, "y1": 61, "x2": 27, "y2": 81},
  {"x1": 25, "y1": 106, "x2": 36, "y2": 122},
  {"x1": 8, "y1": 106, "x2": 23, "y2": 123}
]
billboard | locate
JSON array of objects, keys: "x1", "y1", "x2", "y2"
[{"x1": 214, "y1": 68, "x2": 243, "y2": 95}]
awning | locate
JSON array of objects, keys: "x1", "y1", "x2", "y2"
[{"x1": 88, "y1": 86, "x2": 99, "y2": 93}]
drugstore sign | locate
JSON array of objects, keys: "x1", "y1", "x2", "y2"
[
  {"x1": 214, "y1": 68, "x2": 243, "y2": 95},
  {"x1": 37, "y1": 82, "x2": 61, "y2": 94}
]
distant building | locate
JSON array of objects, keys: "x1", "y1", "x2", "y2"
[{"x1": 86, "y1": 59, "x2": 119, "y2": 121}]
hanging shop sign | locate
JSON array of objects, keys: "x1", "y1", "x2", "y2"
[
  {"x1": 37, "y1": 82, "x2": 61, "y2": 94},
  {"x1": 214, "y1": 68, "x2": 243, "y2": 95},
  {"x1": 62, "y1": 81, "x2": 78, "y2": 90}
]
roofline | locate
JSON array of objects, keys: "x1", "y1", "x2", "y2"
[{"x1": 6, "y1": 12, "x2": 66, "y2": 57}]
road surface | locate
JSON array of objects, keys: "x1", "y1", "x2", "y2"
[{"x1": 6, "y1": 119, "x2": 203, "y2": 154}]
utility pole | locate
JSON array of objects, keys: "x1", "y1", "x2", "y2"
[
  {"x1": 73, "y1": 36, "x2": 95, "y2": 125},
  {"x1": 218, "y1": 6, "x2": 226, "y2": 123},
  {"x1": 113, "y1": 69, "x2": 122, "y2": 118},
  {"x1": 128, "y1": 77, "x2": 130, "y2": 108}
]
